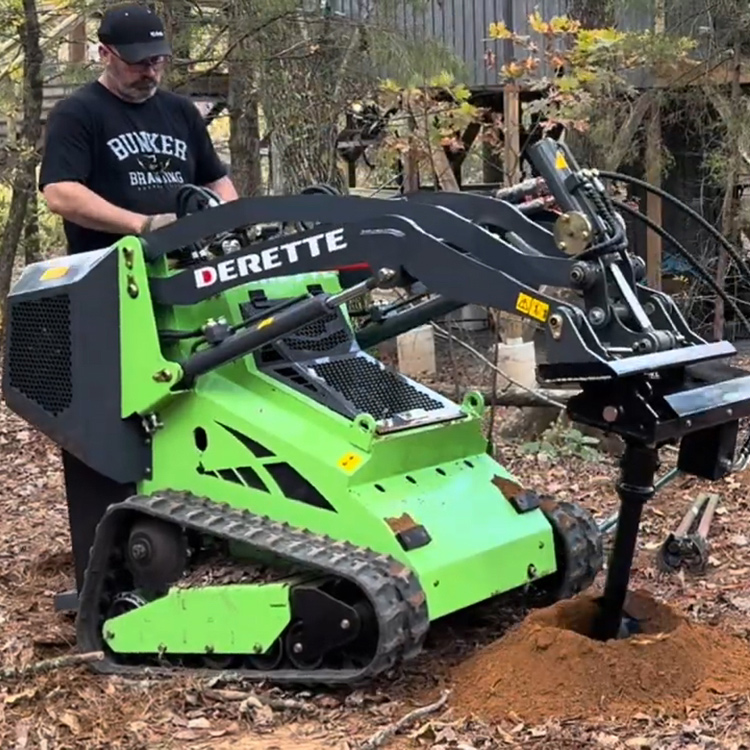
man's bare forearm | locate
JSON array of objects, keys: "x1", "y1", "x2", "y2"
[
  {"x1": 205, "y1": 175, "x2": 239, "y2": 202},
  {"x1": 42, "y1": 182, "x2": 148, "y2": 235}
]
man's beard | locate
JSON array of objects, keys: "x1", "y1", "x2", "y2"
[{"x1": 121, "y1": 77, "x2": 158, "y2": 102}]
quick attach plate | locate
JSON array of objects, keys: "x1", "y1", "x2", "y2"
[{"x1": 566, "y1": 367, "x2": 750, "y2": 447}]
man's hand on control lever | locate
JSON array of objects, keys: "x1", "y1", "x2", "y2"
[{"x1": 141, "y1": 213, "x2": 178, "y2": 233}]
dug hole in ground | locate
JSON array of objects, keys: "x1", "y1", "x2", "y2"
[
  {"x1": 443, "y1": 589, "x2": 750, "y2": 724},
  {"x1": 416, "y1": 334, "x2": 750, "y2": 728}
]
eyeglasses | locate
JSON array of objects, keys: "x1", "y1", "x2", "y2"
[{"x1": 104, "y1": 46, "x2": 170, "y2": 69}]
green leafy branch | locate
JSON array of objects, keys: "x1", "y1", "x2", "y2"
[{"x1": 521, "y1": 419, "x2": 603, "y2": 462}]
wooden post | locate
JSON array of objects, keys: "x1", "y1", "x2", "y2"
[
  {"x1": 68, "y1": 17, "x2": 87, "y2": 64},
  {"x1": 501, "y1": 84, "x2": 528, "y2": 341},
  {"x1": 503, "y1": 84, "x2": 522, "y2": 184},
  {"x1": 403, "y1": 92, "x2": 420, "y2": 194},
  {"x1": 645, "y1": 103, "x2": 662, "y2": 290},
  {"x1": 645, "y1": 0, "x2": 665, "y2": 290}
]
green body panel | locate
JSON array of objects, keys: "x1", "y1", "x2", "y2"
[
  {"x1": 103, "y1": 582, "x2": 292, "y2": 654},
  {"x1": 123, "y1": 271, "x2": 556, "y2": 622},
  {"x1": 117, "y1": 239, "x2": 184, "y2": 417}
]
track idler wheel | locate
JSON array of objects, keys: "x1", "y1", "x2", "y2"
[
  {"x1": 535, "y1": 498, "x2": 604, "y2": 603},
  {"x1": 284, "y1": 585, "x2": 363, "y2": 669},
  {"x1": 126, "y1": 517, "x2": 188, "y2": 591},
  {"x1": 107, "y1": 590, "x2": 147, "y2": 619},
  {"x1": 246, "y1": 638, "x2": 284, "y2": 670}
]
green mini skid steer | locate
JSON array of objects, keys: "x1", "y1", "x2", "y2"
[{"x1": 4, "y1": 137, "x2": 749, "y2": 684}]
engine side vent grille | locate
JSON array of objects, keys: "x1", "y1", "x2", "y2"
[{"x1": 7, "y1": 294, "x2": 73, "y2": 416}]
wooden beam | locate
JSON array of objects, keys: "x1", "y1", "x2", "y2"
[
  {"x1": 651, "y1": 55, "x2": 750, "y2": 89},
  {"x1": 503, "y1": 84, "x2": 521, "y2": 185},
  {"x1": 645, "y1": 102, "x2": 663, "y2": 289},
  {"x1": 500, "y1": 84, "x2": 529, "y2": 342},
  {"x1": 67, "y1": 18, "x2": 87, "y2": 63},
  {"x1": 644, "y1": 1, "x2": 665, "y2": 290}
]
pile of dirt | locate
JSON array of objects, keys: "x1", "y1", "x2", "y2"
[{"x1": 449, "y1": 590, "x2": 750, "y2": 723}]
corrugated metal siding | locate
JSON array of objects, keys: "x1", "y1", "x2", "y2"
[
  {"x1": 340, "y1": 0, "x2": 685, "y2": 89},
  {"x1": 616, "y1": 2, "x2": 654, "y2": 32}
]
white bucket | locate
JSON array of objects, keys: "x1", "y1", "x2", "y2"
[
  {"x1": 490, "y1": 339, "x2": 537, "y2": 390},
  {"x1": 397, "y1": 324, "x2": 437, "y2": 377}
]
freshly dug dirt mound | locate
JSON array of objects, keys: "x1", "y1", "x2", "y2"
[{"x1": 450, "y1": 590, "x2": 750, "y2": 723}]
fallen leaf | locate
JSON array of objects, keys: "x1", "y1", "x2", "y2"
[
  {"x1": 251, "y1": 704, "x2": 275, "y2": 727},
  {"x1": 174, "y1": 730, "x2": 202, "y2": 741},
  {"x1": 187, "y1": 717, "x2": 211, "y2": 730},
  {"x1": 241, "y1": 694, "x2": 264, "y2": 710},
  {"x1": 59, "y1": 712, "x2": 80, "y2": 735},
  {"x1": 14, "y1": 720, "x2": 30, "y2": 749},
  {"x1": 4, "y1": 689, "x2": 37, "y2": 705},
  {"x1": 206, "y1": 688, "x2": 249, "y2": 702},
  {"x1": 596, "y1": 733, "x2": 621, "y2": 747},
  {"x1": 730, "y1": 597, "x2": 750, "y2": 612},
  {"x1": 435, "y1": 727, "x2": 458, "y2": 743},
  {"x1": 625, "y1": 738, "x2": 651, "y2": 749}
]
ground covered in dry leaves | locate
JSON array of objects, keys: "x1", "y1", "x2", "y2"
[{"x1": 4, "y1": 362, "x2": 750, "y2": 749}]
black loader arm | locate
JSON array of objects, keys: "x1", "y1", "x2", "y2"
[
  {"x1": 149, "y1": 198, "x2": 738, "y2": 390},
  {"x1": 144, "y1": 194, "x2": 574, "y2": 290},
  {"x1": 149, "y1": 211, "x2": 571, "y2": 321},
  {"x1": 145, "y1": 136, "x2": 750, "y2": 471}
]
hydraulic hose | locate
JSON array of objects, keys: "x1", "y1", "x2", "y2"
[
  {"x1": 612, "y1": 197, "x2": 750, "y2": 337},
  {"x1": 175, "y1": 184, "x2": 223, "y2": 217},
  {"x1": 598, "y1": 170, "x2": 750, "y2": 283}
]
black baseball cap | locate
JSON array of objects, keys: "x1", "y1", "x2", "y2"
[{"x1": 97, "y1": 4, "x2": 172, "y2": 64}]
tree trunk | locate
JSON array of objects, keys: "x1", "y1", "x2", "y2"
[
  {"x1": 226, "y1": 1, "x2": 262, "y2": 196},
  {"x1": 713, "y1": 30, "x2": 743, "y2": 340},
  {"x1": 228, "y1": 90, "x2": 262, "y2": 196},
  {"x1": 0, "y1": 0, "x2": 43, "y2": 327},
  {"x1": 156, "y1": 0, "x2": 192, "y2": 88},
  {"x1": 258, "y1": 8, "x2": 358, "y2": 195},
  {"x1": 273, "y1": 123, "x2": 346, "y2": 194},
  {"x1": 24, "y1": 189, "x2": 42, "y2": 264}
]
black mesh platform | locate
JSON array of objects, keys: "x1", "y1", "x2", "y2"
[
  {"x1": 310, "y1": 356, "x2": 444, "y2": 420},
  {"x1": 253, "y1": 298, "x2": 464, "y2": 429}
]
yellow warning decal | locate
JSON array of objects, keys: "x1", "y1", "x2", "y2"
[
  {"x1": 516, "y1": 292, "x2": 550, "y2": 322},
  {"x1": 554, "y1": 150, "x2": 568, "y2": 170},
  {"x1": 257, "y1": 317, "x2": 274, "y2": 330},
  {"x1": 40, "y1": 266, "x2": 69, "y2": 281},
  {"x1": 337, "y1": 452, "x2": 363, "y2": 472}
]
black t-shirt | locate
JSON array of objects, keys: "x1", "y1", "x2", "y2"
[{"x1": 39, "y1": 80, "x2": 227, "y2": 254}]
